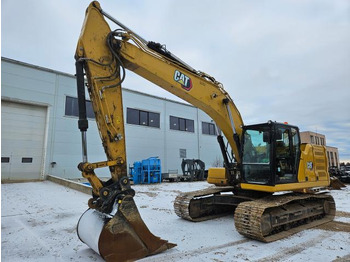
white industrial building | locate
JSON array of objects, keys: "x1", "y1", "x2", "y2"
[{"x1": 1, "y1": 57, "x2": 222, "y2": 181}]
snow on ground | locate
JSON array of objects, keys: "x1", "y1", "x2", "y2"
[{"x1": 2, "y1": 181, "x2": 350, "y2": 262}]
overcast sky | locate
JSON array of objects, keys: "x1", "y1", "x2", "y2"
[{"x1": 2, "y1": 0, "x2": 350, "y2": 162}]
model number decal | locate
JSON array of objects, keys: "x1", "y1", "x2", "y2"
[
  {"x1": 307, "y1": 161, "x2": 313, "y2": 170},
  {"x1": 174, "y1": 70, "x2": 193, "y2": 91}
]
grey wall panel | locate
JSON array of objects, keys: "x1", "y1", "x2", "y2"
[{"x1": 1, "y1": 58, "x2": 223, "y2": 181}]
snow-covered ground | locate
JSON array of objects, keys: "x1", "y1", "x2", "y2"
[{"x1": 2, "y1": 181, "x2": 350, "y2": 262}]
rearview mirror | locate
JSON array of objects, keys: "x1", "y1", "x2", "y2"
[
  {"x1": 275, "y1": 129, "x2": 282, "y2": 140},
  {"x1": 263, "y1": 131, "x2": 271, "y2": 143}
]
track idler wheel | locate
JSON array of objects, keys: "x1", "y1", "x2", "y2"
[{"x1": 78, "y1": 195, "x2": 176, "y2": 261}]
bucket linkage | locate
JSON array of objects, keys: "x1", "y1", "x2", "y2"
[{"x1": 77, "y1": 166, "x2": 175, "y2": 261}]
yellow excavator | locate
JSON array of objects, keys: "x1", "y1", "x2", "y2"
[{"x1": 75, "y1": 2, "x2": 335, "y2": 261}]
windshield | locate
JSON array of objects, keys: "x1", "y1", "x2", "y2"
[
  {"x1": 242, "y1": 128, "x2": 271, "y2": 184},
  {"x1": 242, "y1": 129, "x2": 270, "y2": 164}
]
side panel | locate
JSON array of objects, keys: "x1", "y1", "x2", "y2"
[
  {"x1": 298, "y1": 144, "x2": 329, "y2": 183},
  {"x1": 207, "y1": 167, "x2": 228, "y2": 186}
]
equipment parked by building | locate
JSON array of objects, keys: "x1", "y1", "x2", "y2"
[
  {"x1": 129, "y1": 157, "x2": 161, "y2": 184},
  {"x1": 329, "y1": 166, "x2": 350, "y2": 184},
  {"x1": 74, "y1": 2, "x2": 335, "y2": 261},
  {"x1": 181, "y1": 159, "x2": 206, "y2": 181},
  {"x1": 344, "y1": 165, "x2": 350, "y2": 175},
  {"x1": 162, "y1": 170, "x2": 180, "y2": 182}
]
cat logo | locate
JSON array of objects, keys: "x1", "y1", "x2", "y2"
[{"x1": 174, "y1": 70, "x2": 193, "y2": 91}]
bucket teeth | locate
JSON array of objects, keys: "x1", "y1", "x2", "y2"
[{"x1": 98, "y1": 195, "x2": 176, "y2": 261}]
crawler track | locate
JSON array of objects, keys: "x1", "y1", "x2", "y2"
[
  {"x1": 175, "y1": 188, "x2": 336, "y2": 242},
  {"x1": 174, "y1": 186, "x2": 237, "y2": 222},
  {"x1": 234, "y1": 193, "x2": 336, "y2": 242}
]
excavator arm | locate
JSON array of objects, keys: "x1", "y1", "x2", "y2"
[{"x1": 75, "y1": 3, "x2": 177, "y2": 261}]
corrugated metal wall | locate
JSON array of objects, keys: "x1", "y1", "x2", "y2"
[{"x1": 1, "y1": 57, "x2": 222, "y2": 180}]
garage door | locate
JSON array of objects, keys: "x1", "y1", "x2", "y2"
[{"x1": 1, "y1": 101, "x2": 47, "y2": 181}]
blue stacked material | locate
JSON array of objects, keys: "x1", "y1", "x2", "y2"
[
  {"x1": 130, "y1": 157, "x2": 161, "y2": 184},
  {"x1": 142, "y1": 157, "x2": 161, "y2": 184},
  {"x1": 130, "y1": 161, "x2": 142, "y2": 184}
]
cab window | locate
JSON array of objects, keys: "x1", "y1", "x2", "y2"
[
  {"x1": 242, "y1": 129, "x2": 271, "y2": 184},
  {"x1": 275, "y1": 127, "x2": 298, "y2": 183}
]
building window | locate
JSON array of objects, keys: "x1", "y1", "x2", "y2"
[
  {"x1": 65, "y1": 96, "x2": 95, "y2": 119},
  {"x1": 330, "y1": 152, "x2": 334, "y2": 167},
  {"x1": 320, "y1": 138, "x2": 325, "y2": 146},
  {"x1": 1, "y1": 157, "x2": 10, "y2": 163},
  {"x1": 126, "y1": 108, "x2": 160, "y2": 128},
  {"x1": 22, "y1": 157, "x2": 33, "y2": 163},
  {"x1": 315, "y1": 136, "x2": 320, "y2": 145},
  {"x1": 335, "y1": 152, "x2": 338, "y2": 167},
  {"x1": 127, "y1": 108, "x2": 139, "y2": 125},
  {"x1": 140, "y1": 111, "x2": 148, "y2": 126},
  {"x1": 327, "y1": 151, "x2": 330, "y2": 167},
  {"x1": 202, "y1": 122, "x2": 217, "y2": 136},
  {"x1": 170, "y1": 116, "x2": 194, "y2": 132},
  {"x1": 310, "y1": 135, "x2": 314, "y2": 144}
]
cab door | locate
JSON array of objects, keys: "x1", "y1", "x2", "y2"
[{"x1": 274, "y1": 125, "x2": 300, "y2": 183}]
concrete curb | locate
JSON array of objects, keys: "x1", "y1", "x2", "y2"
[{"x1": 46, "y1": 175, "x2": 92, "y2": 195}]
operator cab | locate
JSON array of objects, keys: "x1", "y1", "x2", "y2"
[{"x1": 241, "y1": 121, "x2": 301, "y2": 186}]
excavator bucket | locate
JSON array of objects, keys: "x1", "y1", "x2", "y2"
[
  {"x1": 330, "y1": 176, "x2": 346, "y2": 190},
  {"x1": 77, "y1": 195, "x2": 176, "y2": 261}
]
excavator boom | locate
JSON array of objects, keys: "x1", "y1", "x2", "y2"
[{"x1": 115, "y1": 39, "x2": 244, "y2": 162}]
